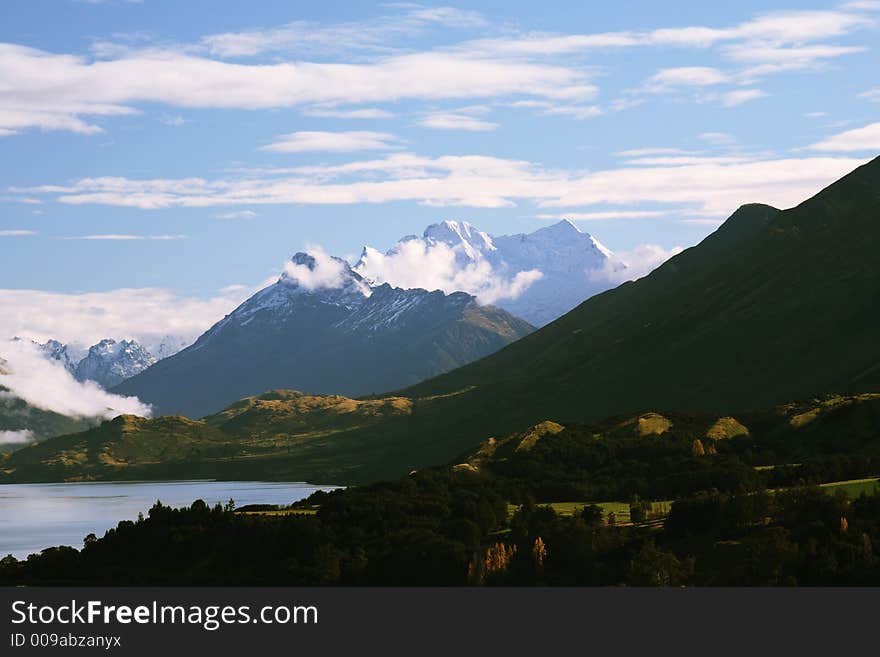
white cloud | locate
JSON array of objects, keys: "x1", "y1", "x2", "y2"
[
  {"x1": 0, "y1": 339, "x2": 151, "y2": 419},
  {"x1": 721, "y1": 88, "x2": 767, "y2": 106},
  {"x1": 807, "y1": 121, "x2": 880, "y2": 151},
  {"x1": 0, "y1": 44, "x2": 592, "y2": 136},
  {"x1": 699, "y1": 132, "x2": 737, "y2": 145},
  {"x1": 302, "y1": 107, "x2": 395, "y2": 119},
  {"x1": 510, "y1": 100, "x2": 602, "y2": 120},
  {"x1": 16, "y1": 153, "x2": 868, "y2": 219},
  {"x1": 614, "y1": 147, "x2": 693, "y2": 157},
  {"x1": 728, "y1": 43, "x2": 866, "y2": 79},
  {"x1": 859, "y1": 87, "x2": 880, "y2": 102},
  {"x1": 841, "y1": 1, "x2": 880, "y2": 10},
  {"x1": 621, "y1": 155, "x2": 753, "y2": 166},
  {"x1": 536, "y1": 210, "x2": 672, "y2": 221},
  {"x1": 199, "y1": 6, "x2": 486, "y2": 58},
  {"x1": 260, "y1": 131, "x2": 400, "y2": 153},
  {"x1": 419, "y1": 112, "x2": 498, "y2": 131},
  {"x1": 159, "y1": 114, "x2": 187, "y2": 126},
  {"x1": 282, "y1": 246, "x2": 365, "y2": 292},
  {"x1": 0, "y1": 429, "x2": 34, "y2": 445},
  {"x1": 0, "y1": 230, "x2": 37, "y2": 236},
  {"x1": 643, "y1": 67, "x2": 729, "y2": 93},
  {"x1": 461, "y1": 9, "x2": 873, "y2": 55},
  {"x1": 217, "y1": 210, "x2": 258, "y2": 220},
  {"x1": 355, "y1": 238, "x2": 543, "y2": 305},
  {"x1": 66, "y1": 234, "x2": 187, "y2": 240},
  {"x1": 0, "y1": 286, "x2": 254, "y2": 351},
  {"x1": 542, "y1": 156, "x2": 867, "y2": 218},
  {"x1": 460, "y1": 32, "x2": 640, "y2": 56},
  {"x1": 1, "y1": 6, "x2": 871, "y2": 136},
  {"x1": 590, "y1": 244, "x2": 684, "y2": 284}
]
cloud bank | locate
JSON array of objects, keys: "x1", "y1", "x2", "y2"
[
  {"x1": 0, "y1": 339, "x2": 152, "y2": 419},
  {"x1": 282, "y1": 247, "x2": 365, "y2": 292},
  {"x1": 355, "y1": 239, "x2": 543, "y2": 305},
  {"x1": 0, "y1": 286, "x2": 254, "y2": 352},
  {"x1": 17, "y1": 154, "x2": 867, "y2": 219},
  {"x1": 0, "y1": 429, "x2": 34, "y2": 445}
]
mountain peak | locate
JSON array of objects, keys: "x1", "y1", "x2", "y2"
[
  {"x1": 548, "y1": 218, "x2": 582, "y2": 235},
  {"x1": 281, "y1": 251, "x2": 367, "y2": 294},
  {"x1": 75, "y1": 338, "x2": 156, "y2": 389},
  {"x1": 423, "y1": 220, "x2": 495, "y2": 251}
]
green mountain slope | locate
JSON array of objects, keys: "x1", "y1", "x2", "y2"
[{"x1": 398, "y1": 156, "x2": 880, "y2": 427}]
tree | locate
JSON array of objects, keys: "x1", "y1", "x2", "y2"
[
  {"x1": 627, "y1": 543, "x2": 693, "y2": 586},
  {"x1": 692, "y1": 439, "x2": 706, "y2": 456},
  {"x1": 580, "y1": 504, "x2": 604, "y2": 527},
  {"x1": 469, "y1": 542, "x2": 517, "y2": 585},
  {"x1": 532, "y1": 537, "x2": 548, "y2": 568},
  {"x1": 630, "y1": 495, "x2": 652, "y2": 524}
]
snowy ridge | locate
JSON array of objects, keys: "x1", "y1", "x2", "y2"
[
  {"x1": 74, "y1": 339, "x2": 157, "y2": 389},
  {"x1": 198, "y1": 251, "x2": 479, "y2": 344},
  {"x1": 355, "y1": 219, "x2": 629, "y2": 326}
]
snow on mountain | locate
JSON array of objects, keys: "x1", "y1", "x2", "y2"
[
  {"x1": 36, "y1": 339, "x2": 79, "y2": 374},
  {"x1": 355, "y1": 219, "x2": 629, "y2": 327},
  {"x1": 114, "y1": 250, "x2": 534, "y2": 417},
  {"x1": 18, "y1": 334, "x2": 189, "y2": 389},
  {"x1": 151, "y1": 335, "x2": 190, "y2": 361},
  {"x1": 74, "y1": 339, "x2": 157, "y2": 389}
]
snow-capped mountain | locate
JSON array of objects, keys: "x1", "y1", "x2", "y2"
[
  {"x1": 36, "y1": 339, "x2": 79, "y2": 374},
  {"x1": 24, "y1": 336, "x2": 189, "y2": 389},
  {"x1": 115, "y1": 252, "x2": 534, "y2": 418},
  {"x1": 151, "y1": 335, "x2": 190, "y2": 361},
  {"x1": 74, "y1": 339, "x2": 157, "y2": 389},
  {"x1": 356, "y1": 219, "x2": 628, "y2": 327}
]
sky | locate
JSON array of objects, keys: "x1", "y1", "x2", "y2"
[{"x1": 0, "y1": 0, "x2": 878, "y2": 347}]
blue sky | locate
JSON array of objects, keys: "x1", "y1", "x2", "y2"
[{"x1": 0, "y1": 0, "x2": 878, "y2": 345}]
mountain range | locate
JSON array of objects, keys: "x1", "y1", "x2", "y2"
[
  {"x1": 356, "y1": 219, "x2": 627, "y2": 327},
  {"x1": 33, "y1": 337, "x2": 177, "y2": 389},
  {"x1": 5, "y1": 156, "x2": 879, "y2": 484},
  {"x1": 114, "y1": 253, "x2": 534, "y2": 418}
]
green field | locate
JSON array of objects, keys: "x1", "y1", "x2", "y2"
[
  {"x1": 508, "y1": 500, "x2": 672, "y2": 526},
  {"x1": 819, "y1": 478, "x2": 880, "y2": 498}
]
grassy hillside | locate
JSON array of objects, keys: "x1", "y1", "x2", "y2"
[
  {"x1": 3, "y1": 386, "x2": 879, "y2": 486},
  {"x1": 0, "y1": 389, "x2": 453, "y2": 483}
]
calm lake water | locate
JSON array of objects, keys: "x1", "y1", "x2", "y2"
[{"x1": 0, "y1": 480, "x2": 337, "y2": 559}]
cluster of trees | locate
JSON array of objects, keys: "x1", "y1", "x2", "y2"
[
  {"x1": 2, "y1": 420, "x2": 880, "y2": 586},
  {"x1": 0, "y1": 471, "x2": 507, "y2": 585}
]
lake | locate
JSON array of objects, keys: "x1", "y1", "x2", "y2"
[{"x1": 0, "y1": 480, "x2": 337, "y2": 559}]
